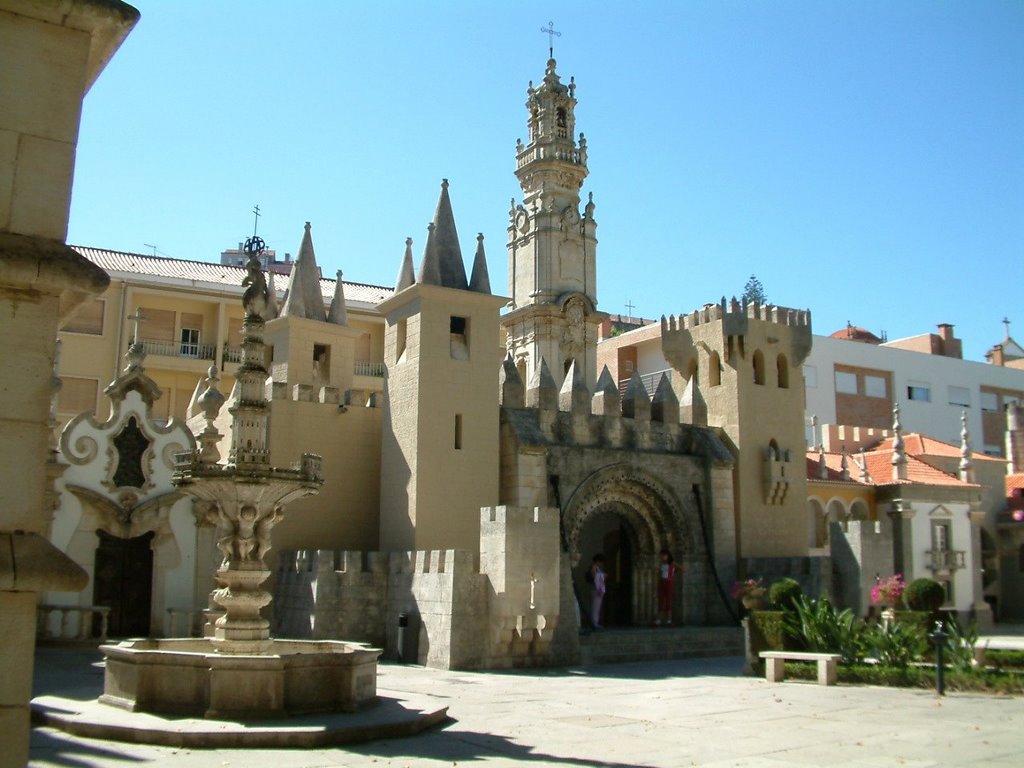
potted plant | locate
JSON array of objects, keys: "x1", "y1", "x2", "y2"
[{"x1": 732, "y1": 577, "x2": 767, "y2": 610}]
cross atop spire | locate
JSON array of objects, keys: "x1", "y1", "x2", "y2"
[
  {"x1": 540, "y1": 21, "x2": 560, "y2": 58},
  {"x1": 1004, "y1": 317, "x2": 1012, "y2": 340},
  {"x1": 126, "y1": 307, "x2": 146, "y2": 345}
]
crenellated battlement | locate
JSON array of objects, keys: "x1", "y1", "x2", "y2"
[
  {"x1": 660, "y1": 298, "x2": 811, "y2": 335},
  {"x1": 499, "y1": 354, "x2": 732, "y2": 459},
  {"x1": 264, "y1": 380, "x2": 380, "y2": 407}
]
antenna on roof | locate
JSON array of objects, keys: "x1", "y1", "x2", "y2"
[{"x1": 143, "y1": 243, "x2": 158, "y2": 257}]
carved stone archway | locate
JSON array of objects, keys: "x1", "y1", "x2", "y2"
[{"x1": 563, "y1": 464, "x2": 703, "y2": 626}]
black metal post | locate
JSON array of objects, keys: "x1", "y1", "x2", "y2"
[{"x1": 930, "y1": 621, "x2": 949, "y2": 696}]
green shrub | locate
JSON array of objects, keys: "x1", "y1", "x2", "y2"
[
  {"x1": 748, "y1": 610, "x2": 786, "y2": 653},
  {"x1": 944, "y1": 617, "x2": 978, "y2": 672},
  {"x1": 769, "y1": 578, "x2": 802, "y2": 610},
  {"x1": 892, "y1": 610, "x2": 930, "y2": 634},
  {"x1": 865, "y1": 621, "x2": 927, "y2": 668},
  {"x1": 904, "y1": 578, "x2": 946, "y2": 611},
  {"x1": 986, "y1": 650, "x2": 1024, "y2": 669},
  {"x1": 783, "y1": 595, "x2": 866, "y2": 665}
]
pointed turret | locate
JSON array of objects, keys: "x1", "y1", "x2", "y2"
[
  {"x1": 281, "y1": 222, "x2": 326, "y2": 322},
  {"x1": 526, "y1": 357, "x2": 558, "y2": 411},
  {"x1": 592, "y1": 365, "x2": 620, "y2": 416},
  {"x1": 651, "y1": 373, "x2": 679, "y2": 424},
  {"x1": 891, "y1": 404, "x2": 907, "y2": 481},
  {"x1": 417, "y1": 179, "x2": 468, "y2": 290},
  {"x1": 396, "y1": 237, "x2": 415, "y2": 292},
  {"x1": 558, "y1": 359, "x2": 590, "y2": 414},
  {"x1": 499, "y1": 353, "x2": 525, "y2": 408},
  {"x1": 327, "y1": 270, "x2": 348, "y2": 326},
  {"x1": 417, "y1": 222, "x2": 440, "y2": 285},
  {"x1": 469, "y1": 233, "x2": 491, "y2": 294},
  {"x1": 680, "y1": 376, "x2": 707, "y2": 427},
  {"x1": 265, "y1": 269, "x2": 280, "y2": 319},
  {"x1": 621, "y1": 370, "x2": 651, "y2": 421}
]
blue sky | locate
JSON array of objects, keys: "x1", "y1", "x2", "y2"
[{"x1": 68, "y1": 1, "x2": 1023, "y2": 361}]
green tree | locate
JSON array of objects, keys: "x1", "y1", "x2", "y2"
[{"x1": 742, "y1": 274, "x2": 767, "y2": 304}]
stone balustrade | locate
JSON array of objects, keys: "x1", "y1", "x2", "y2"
[{"x1": 37, "y1": 604, "x2": 110, "y2": 642}]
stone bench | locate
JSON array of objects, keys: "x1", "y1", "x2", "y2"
[{"x1": 759, "y1": 651, "x2": 842, "y2": 686}]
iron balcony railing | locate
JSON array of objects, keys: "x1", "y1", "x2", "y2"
[
  {"x1": 137, "y1": 338, "x2": 216, "y2": 361},
  {"x1": 354, "y1": 361, "x2": 386, "y2": 377},
  {"x1": 618, "y1": 368, "x2": 674, "y2": 397},
  {"x1": 926, "y1": 549, "x2": 966, "y2": 572}
]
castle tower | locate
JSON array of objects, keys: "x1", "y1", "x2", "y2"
[
  {"x1": 662, "y1": 300, "x2": 813, "y2": 562},
  {"x1": 502, "y1": 58, "x2": 606, "y2": 390},
  {"x1": 378, "y1": 180, "x2": 507, "y2": 551},
  {"x1": 264, "y1": 222, "x2": 361, "y2": 397}
]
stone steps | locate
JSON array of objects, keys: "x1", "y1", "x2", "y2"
[{"x1": 578, "y1": 626, "x2": 743, "y2": 666}]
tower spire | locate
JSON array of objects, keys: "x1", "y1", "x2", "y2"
[
  {"x1": 396, "y1": 237, "x2": 415, "y2": 292},
  {"x1": 327, "y1": 270, "x2": 348, "y2": 326},
  {"x1": 281, "y1": 222, "x2": 326, "y2": 322},
  {"x1": 469, "y1": 233, "x2": 491, "y2": 294}
]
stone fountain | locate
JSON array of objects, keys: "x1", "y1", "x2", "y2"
[{"x1": 99, "y1": 242, "x2": 380, "y2": 719}]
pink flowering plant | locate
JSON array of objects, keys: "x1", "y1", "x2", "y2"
[
  {"x1": 871, "y1": 574, "x2": 906, "y2": 607},
  {"x1": 731, "y1": 577, "x2": 766, "y2": 600}
]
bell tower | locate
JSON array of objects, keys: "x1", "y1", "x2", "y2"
[{"x1": 503, "y1": 58, "x2": 605, "y2": 389}]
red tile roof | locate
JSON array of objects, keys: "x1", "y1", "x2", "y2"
[
  {"x1": 901, "y1": 433, "x2": 1004, "y2": 463},
  {"x1": 72, "y1": 246, "x2": 394, "y2": 308},
  {"x1": 806, "y1": 446, "x2": 976, "y2": 488}
]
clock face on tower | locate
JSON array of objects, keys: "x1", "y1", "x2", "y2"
[{"x1": 516, "y1": 209, "x2": 530, "y2": 235}]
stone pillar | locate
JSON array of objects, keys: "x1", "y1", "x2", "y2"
[
  {"x1": 968, "y1": 508, "x2": 994, "y2": 630},
  {"x1": 0, "y1": 3, "x2": 138, "y2": 763}
]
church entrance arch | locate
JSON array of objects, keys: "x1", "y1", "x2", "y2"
[
  {"x1": 93, "y1": 529, "x2": 155, "y2": 637},
  {"x1": 564, "y1": 464, "x2": 701, "y2": 627}
]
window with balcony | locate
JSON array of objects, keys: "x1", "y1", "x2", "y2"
[{"x1": 179, "y1": 328, "x2": 201, "y2": 358}]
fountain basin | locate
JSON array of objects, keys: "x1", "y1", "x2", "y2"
[{"x1": 100, "y1": 638, "x2": 380, "y2": 719}]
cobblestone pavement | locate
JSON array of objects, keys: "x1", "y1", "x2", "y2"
[{"x1": 30, "y1": 647, "x2": 1024, "y2": 767}]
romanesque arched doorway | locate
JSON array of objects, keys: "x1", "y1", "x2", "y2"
[{"x1": 563, "y1": 464, "x2": 704, "y2": 627}]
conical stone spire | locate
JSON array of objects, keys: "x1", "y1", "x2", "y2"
[
  {"x1": 592, "y1": 365, "x2": 620, "y2": 416},
  {"x1": 469, "y1": 233, "x2": 491, "y2": 294},
  {"x1": 840, "y1": 446, "x2": 851, "y2": 481},
  {"x1": 396, "y1": 237, "x2": 415, "y2": 292},
  {"x1": 327, "y1": 270, "x2": 348, "y2": 326},
  {"x1": 680, "y1": 376, "x2": 707, "y2": 427},
  {"x1": 417, "y1": 222, "x2": 440, "y2": 285},
  {"x1": 499, "y1": 353, "x2": 525, "y2": 408},
  {"x1": 526, "y1": 357, "x2": 558, "y2": 411},
  {"x1": 265, "y1": 269, "x2": 280, "y2": 319},
  {"x1": 281, "y1": 222, "x2": 326, "y2": 322},
  {"x1": 558, "y1": 359, "x2": 589, "y2": 414},
  {"x1": 859, "y1": 448, "x2": 871, "y2": 483},
  {"x1": 418, "y1": 179, "x2": 468, "y2": 290},
  {"x1": 651, "y1": 373, "x2": 679, "y2": 424},
  {"x1": 622, "y1": 370, "x2": 651, "y2": 421},
  {"x1": 817, "y1": 445, "x2": 828, "y2": 480}
]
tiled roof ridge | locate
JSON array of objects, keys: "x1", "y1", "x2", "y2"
[{"x1": 71, "y1": 244, "x2": 394, "y2": 293}]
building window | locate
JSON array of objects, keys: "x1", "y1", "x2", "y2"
[
  {"x1": 776, "y1": 354, "x2": 789, "y2": 389},
  {"x1": 752, "y1": 350, "x2": 765, "y2": 386},
  {"x1": 948, "y1": 386, "x2": 971, "y2": 408},
  {"x1": 835, "y1": 370, "x2": 857, "y2": 394},
  {"x1": 395, "y1": 318, "x2": 407, "y2": 363},
  {"x1": 450, "y1": 315, "x2": 469, "y2": 360},
  {"x1": 803, "y1": 365, "x2": 817, "y2": 388},
  {"x1": 709, "y1": 351, "x2": 722, "y2": 387},
  {"x1": 864, "y1": 375, "x2": 887, "y2": 398},
  {"x1": 179, "y1": 328, "x2": 201, "y2": 358},
  {"x1": 61, "y1": 298, "x2": 105, "y2": 335},
  {"x1": 980, "y1": 391, "x2": 999, "y2": 412},
  {"x1": 907, "y1": 384, "x2": 931, "y2": 402},
  {"x1": 454, "y1": 413, "x2": 463, "y2": 450},
  {"x1": 57, "y1": 376, "x2": 99, "y2": 414}
]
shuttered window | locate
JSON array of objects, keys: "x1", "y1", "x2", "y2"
[
  {"x1": 62, "y1": 299, "x2": 105, "y2": 335},
  {"x1": 140, "y1": 308, "x2": 175, "y2": 342},
  {"x1": 58, "y1": 377, "x2": 98, "y2": 414}
]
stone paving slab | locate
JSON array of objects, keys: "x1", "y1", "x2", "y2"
[{"x1": 29, "y1": 648, "x2": 1024, "y2": 767}]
